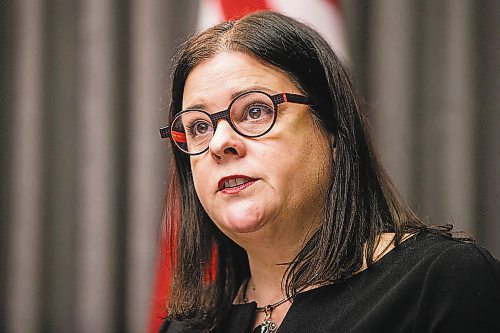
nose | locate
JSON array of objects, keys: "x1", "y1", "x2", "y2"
[{"x1": 209, "y1": 120, "x2": 246, "y2": 161}]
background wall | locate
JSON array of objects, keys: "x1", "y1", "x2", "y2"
[
  {"x1": 1, "y1": 0, "x2": 498, "y2": 332},
  {"x1": 344, "y1": 1, "x2": 500, "y2": 248}
]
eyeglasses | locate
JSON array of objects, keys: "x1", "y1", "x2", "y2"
[{"x1": 159, "y1": 90, "x2": 311, "y2": 155}]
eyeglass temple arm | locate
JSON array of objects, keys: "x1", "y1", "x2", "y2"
[
  {"x1": 159, "y1": 126, "x2": 170, "y2": 139},
  {"x1": 272, "y1": 93, "x2": 312, "y2": 105}
]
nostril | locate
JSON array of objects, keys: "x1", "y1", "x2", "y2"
[{"x1": 224, "y1": 147, "x2": 238, "y2": 155}]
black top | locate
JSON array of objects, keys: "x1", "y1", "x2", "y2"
[{"x1": 160, "y1": 231, "x2": 500, "y2": 332}]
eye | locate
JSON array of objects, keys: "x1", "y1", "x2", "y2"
[
  {"x1": 245, "y1": 103, "x2": 272, "y2": 120},
  {"x1": 194, "y1": 121, "x2": 209, "y2": 134},
  {"x1": 187, "y1": 120, "x2": 211, "y2": 137},
  {"x1": 248, "y1": 106, "x2": 263, "y2": 119}
]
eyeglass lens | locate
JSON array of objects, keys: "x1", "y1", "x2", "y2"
[{"x1": 171, "y1": 92, "x2": 276, "y2": 154}]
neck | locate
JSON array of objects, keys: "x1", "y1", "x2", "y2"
[
  {"x1": 240, "y1": 247, "x2": 297, "y2": 332},
  {"x1": 236, "y1": 222, "x2": 316, "y2": 306},
  {"x1": 243, "y1": 253, "x2": 288, "y2": 306},
  {"x1": 224, "y1": 208, "x2": 323, "y2": 306}
]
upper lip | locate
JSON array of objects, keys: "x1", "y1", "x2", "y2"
[{"x1": 217, "y1": 175, "x2": 257, "y2": 191}]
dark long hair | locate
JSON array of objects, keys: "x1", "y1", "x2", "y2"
[{"x1": 164, "y1": 11, "x2": 426, "y2": 330}]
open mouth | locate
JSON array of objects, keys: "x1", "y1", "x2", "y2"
[
  {"x1": 221, "y1": 177, "x2": 253, "y2": 189},
  {"x1": 218, "y1": 176, "x2": 257, "y2": 191}
]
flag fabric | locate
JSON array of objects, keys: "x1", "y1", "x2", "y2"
[
  {"x1": 197, "y1": 0, "x2": 347, "y2": 61},
  {"x1": 148, "y1": 1, "x2": 347, "y2": 332}
]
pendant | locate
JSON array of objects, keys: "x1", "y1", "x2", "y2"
[
  {"x1": 252, "y1": 304, "x2": 278, "y2": 333},
  {"x1": 252, "y1": 319, "x2": 278, "y2": 333}
]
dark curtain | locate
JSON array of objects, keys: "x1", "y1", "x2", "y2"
[{"x1": 1, "y1": 0, "x2": 498, "y2": 332}]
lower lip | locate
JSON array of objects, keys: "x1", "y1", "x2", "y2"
[{"x1": 220, "y1": 180, "x2": 256, "y2": 194}]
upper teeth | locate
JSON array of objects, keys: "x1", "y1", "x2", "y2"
[{"x1": 223, "y1": 177, "x2": 249, "y2": 189}]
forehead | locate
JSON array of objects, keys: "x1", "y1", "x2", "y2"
[{"x1": 182, "y1": 51, "x2": 299, "y2": 110}]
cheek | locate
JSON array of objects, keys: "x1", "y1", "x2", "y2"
[
  {"x1": 293, "y1": 132, "x2": 331, "y2": 195},
  {"x1": 261, "y1": 123, "x2": 330, "y2": 189}
]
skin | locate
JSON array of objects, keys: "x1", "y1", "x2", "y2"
[{"x1": 184, "y1": 51, "x2": 332, "y2": 327}]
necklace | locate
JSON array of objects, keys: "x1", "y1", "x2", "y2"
[{"x1": 242, "y1": 279, "x2": 290, "y2": 333}]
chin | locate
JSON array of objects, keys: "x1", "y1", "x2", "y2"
[
  {"x1": 215, "y1": 210, "x2": 267, "y2": 235},
  {"x1": 205, "y1": 198, "x2": 268, "y2": 234}
]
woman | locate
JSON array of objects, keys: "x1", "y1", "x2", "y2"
[{"x1": 158, "y1": 11, "x2": 500, "y2": 333}]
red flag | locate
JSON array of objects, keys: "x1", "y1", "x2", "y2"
[
  {"x1": 197, "y1": 0, "x2": 347, "y2": 60},
  {"x1": 148, "y1": 1, "x2": 347, "y2": 332}
]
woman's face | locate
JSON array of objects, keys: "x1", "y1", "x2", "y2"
[{"x1": 183, "y1": 51, "x2": 331, "y2": 246}]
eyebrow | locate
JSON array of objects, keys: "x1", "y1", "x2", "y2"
[{"x1": 183, "y1": 85, "x2": 276, "y2": 111}]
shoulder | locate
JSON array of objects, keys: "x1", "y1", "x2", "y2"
[
  {"x1": 410, "y1": 231, "x2": 500, "y2": 331},
  {"x1": 412, "y1": 231, "x2": 500, "y2": 282},
  {"x1": 404, "y1": 231, "x2": 500, "y2": 296}
]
